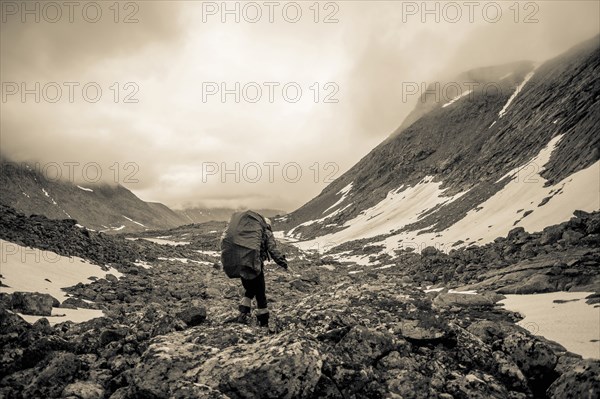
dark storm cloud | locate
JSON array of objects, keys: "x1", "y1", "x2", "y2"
[
  {"x1": 0, "y1": 0, "x2": 183, "y2": 77},
  {"x1": 341, "y1": 1, "x2": 600, "y2": 139}
]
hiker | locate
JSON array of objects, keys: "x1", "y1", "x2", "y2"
[{"x1": 221, "y1": 211, "x2": 288, "y2": 327}]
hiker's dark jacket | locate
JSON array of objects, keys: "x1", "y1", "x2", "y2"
[
  {"x1": 221, "y1": 210, "x2": 286, "y2": 280},
  {"x1": 260, "y1": 228, "x2": 287, "y2": 268}
]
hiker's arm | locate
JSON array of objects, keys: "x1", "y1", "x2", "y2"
[{"x1": 265, "y1": 230, "x2": 287, "y2": 269}]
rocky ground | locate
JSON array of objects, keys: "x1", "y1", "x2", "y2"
[{"x1": 1, "y1": 205, "x2": 599, "y2": 398}]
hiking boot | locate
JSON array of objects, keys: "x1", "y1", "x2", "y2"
[
  {"x1": 224, "y1": 312, "x2": 251, "y2": 324},
  {"x1": 224, "y1": 305, "x2": 252, "y2": 324},
  {"x1": 238, "y1": 304, "x2": 251, "y2": 314},
  {"x1": 256, "y1": 312, "x2": 269, "y2": 327}
]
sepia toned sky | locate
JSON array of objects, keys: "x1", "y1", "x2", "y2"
[{"x1": 1, "y1": 1, "x2": 598, "y2": 211}]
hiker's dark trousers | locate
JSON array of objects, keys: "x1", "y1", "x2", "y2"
[{"x1": 241, "y1": 271, "x2": 267, "y2": 309}]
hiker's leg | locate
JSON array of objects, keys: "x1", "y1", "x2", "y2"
[
  {"x1": 255, "y1": 272, "x2": 269, "y2": 326},
  {"x1": 239, "y1": 277, "x2": 254, "y2": 314},
  {"x1": 255, "y1": 271, "x2": 267, "y2": 309}
]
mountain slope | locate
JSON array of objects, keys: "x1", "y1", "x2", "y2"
[
  {"x1": 279, "y1": 35, "x2": 600, "y2": 253},
  {"x1": 0, "y1": 162, "x2": 188, "y2": 233}
]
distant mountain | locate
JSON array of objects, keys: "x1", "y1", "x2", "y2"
[
  {"x1": 279, "y1": 35, "x2": 600, "y2": 254},
  {"x1": 176, "y1": 207, "x2": 285, "y2": 224},
  {"x1": 0, "y1": 161, "x2": 188, "y2": 233}
]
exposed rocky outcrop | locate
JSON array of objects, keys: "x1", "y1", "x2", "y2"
[{"x1": 1, "y1": 203, "x2": 598, "y2": 398}]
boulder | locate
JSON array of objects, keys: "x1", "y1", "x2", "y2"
[
  {"x1": 11, "y1": 292, "x2": 57, "y2": 316},
  {"x1": 547, "y1": 359, "x2": 600, "y2": 398},
  {"x1": 433, "y1": 292, "x2": 496, "y2": 308},
  {"x1": 501, "y1": 332, "x2": 559, "y2": 396},
  {"x1": 507, "y1": 227, "x2": 526, "y2": 240},
  {"x1": 61, "y1": 381, "x2": 105, "y2": 399},
  {"x1": 60, "y1": 297, "x2": 96, "y2": 309},
  {"x1": 290, "y1": 279, "x2": 314, "y2": 292},
  {"x1": 176, "y1": 306, "x2": 207, "y2": 327},
  {"x1": 196, "y1": 332, "x2": 323, "y2": 399},
  {"x1": 131, "y1": 330, "x2": 221, "y2": 398},
  {"x1": 0, "y1": 307, "x2": 31, "y2": 336},
  {"x1": 0, "y1": 292, "x2": 13, "y2": 309},
  {"x1": 497, "y1": 274, "x2": 555, "y2": 294},
  {"x1": 397, "y1": 319, "x2": 453, "y2": 345},
  {"x1": 562, "y1": 230, "x2": 584, "y2": 245},
  {"x1": 335, "y1": 325, "x2": 395, "y2": 366},
  {"x1": 22, "y1": 352, "x2": 81, "y2": 398},
  {"x1": 539, "y1": 225, "x2": 564, "y2": 245},
  {"x1": 421, "y1": 246, "x2": 440, "y2": 257},
  {"x1": 99, "y1": 326, "x2": 129, "y2": 346}
]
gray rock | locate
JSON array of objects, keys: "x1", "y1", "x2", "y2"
[
  {"x1": 540, "y1": 225, "x2": 564, "y2": 245},
  {"x1": 336, "y1": 325, "x2": 394, "y2": 365},
  {"x1": 421, "y1": 246, "x2": 440, "y2": 256},
  {"x1": 60, "y1": 297, "x2": 96, "y2": 309},
  {"x1": 397, "y1": 319, "x2": 451, "y2": 344},
  {"x1": 547, "y1": 359, "x2": 600, "y2": 398},
  {"x1": 11, "y1": 292, "x2": 57, "y2": 316},
  {"x1": 498, "y1": 274, "x2": 555, "y2": 294},
  {"x1": 501, "y1": 332, "x2": 559, "y2": 395},
  {"x1": 61, "y1": 381, "x2": 105, "y2": 399},
  {"x1": 433, "y1": 292, "x2": 497, "y2": 308},
  {"x1": 176, "y1": 306, "x2": 207, "y2": 327},
  {"x1": 196, "y1": 332, "x2": 323, "y2": 399},
  {"x1": 562, "y1": 230, "x2": 584, "y2": 245},
  {"x1": 507, "y1": 227, "x2": 526, "y2": 240}
]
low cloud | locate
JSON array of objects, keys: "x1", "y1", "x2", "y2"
[{"x1": 1, "y1": 1, "x2": 598, "y2": 211}]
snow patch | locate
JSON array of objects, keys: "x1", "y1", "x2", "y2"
[
  {"x1": 77, "y1": 185, "x2": 94, "y2": 192},
  {"x1": 323, "y1": 183, "x2": 354, "y2": 214},
  {"x1": 442, "y1": 90, "x2": 472, "y2": 108},
  {"x1": 0, "y1": 239, "x2": 122, "y2": 303},
  {"x1": 379, "y1": 135, "x2": 599, "y2": 253},
  {"x1": 292, "y1": 134, "x2": 599, "y2": 257},
  {"x1": 293, "y1": 177, "x2": 466, "y2": 253},
  {"x1": 288, "y1": 201, "x2": 353, "y2": 239},
  {"x1": 141, "y1": 237, "x2": 190, "y2": 246},
  {"x1": 134, "y1": 260, "x2": 153, "y2": 269},
  {"x1": 18, "y1": 308, "x2": 105, "y2": 326},
  {"x1": 449, "y1": 289, "x2": 478, "y2": 295},
  {"x1": 122, "y1": 215, "x2": 146, "y2": 228},
  {"x1": 158, "y1": 257, "x2": 212, "y2": 265},
  {"x1": 500, "y1": 292, "x2": 599, "y2": 359},
  {"x1": 195, "y1": 250, "x2": 220, "y2": 257},
  {"x1": 499, "y1": 71, "x2": 535, "y2": 118}
]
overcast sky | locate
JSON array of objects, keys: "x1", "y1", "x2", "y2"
[{"x1": 1, "y1": 1, "x2": 598, "y2": 211}]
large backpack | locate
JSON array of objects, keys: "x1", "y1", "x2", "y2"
[{"x1": 220, "y1": 211, "x2": 269, "y2": 279}]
